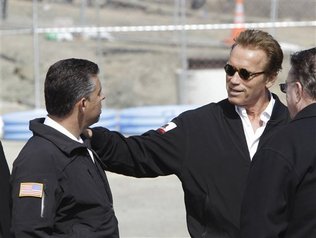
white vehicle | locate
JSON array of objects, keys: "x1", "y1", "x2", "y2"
[
  {"x1": 45, "y1": 32, "x2": 74, "y2": 42},
  {"x1": 82, "y1": 30, "x2": 114, "y2": 41}
]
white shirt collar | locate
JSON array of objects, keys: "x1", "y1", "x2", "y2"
[
  {"x1": 44, "y1": 116, "x2": 83, "y2": 143},
  {"x1": 44, "y1": 116, "x2": 95, "y2": 163},
  {"x1": 234, "y1": 92, "x2": 275, "y2": 160},
  {"x1": 235, "y1": 92, "x2": 275, "y2": 122}
]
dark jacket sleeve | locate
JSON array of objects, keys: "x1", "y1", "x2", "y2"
[
  {"x1": 11, "y1": 146, "x2": 59, "y2": 238},
  {"x1": 240, "y1": 148, "x2": 297, "y2": 238},
  {"x1": 90, "y1": 117, "x2": 187, "y2": 178},
  {"x1": 0, "y1": 141, "x2": 11, "y2": 238}
]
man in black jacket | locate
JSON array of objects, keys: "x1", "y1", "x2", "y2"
[
  {"x1": 0, "y1": 141, "x2": 10, "y2": 238},
  {"x1": 11, "y1": 58, "x2": 119, "y2": 237},
  {"x1": 241, "y1": 47, "x2": 316, "y2": 237},
  {"x1": 88, "y1": 29, "x2": 290, "y2": 237}
]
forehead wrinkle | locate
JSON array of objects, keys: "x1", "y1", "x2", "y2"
[{"x1": 230, "y1": 45, "x2": 267, "y2": 72}]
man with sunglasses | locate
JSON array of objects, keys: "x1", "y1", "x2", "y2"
[
  {"x1": 87, "y1": 29, "x2": 290, "y2": 237},
  {"x1": 241, "y1": 47, "x2": 316, "y2": 237}
]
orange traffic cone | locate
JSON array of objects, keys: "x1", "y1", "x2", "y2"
[{"x1": 224, "y1": 0, "x2": 245, "y2": 45}]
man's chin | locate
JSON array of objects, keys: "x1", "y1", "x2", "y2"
[
  {"x1": 94, "y1": 116, "x2": 100, "y2": 125},
  {"x1": 87, "y1": 116, "x2": 100, "y2": 127},
  {"x1": 228, "y1": 97, "x2": 244, "y2": 107},
  {"x1": 228, "y1": 96, "x2": 238, "y2": 104}
]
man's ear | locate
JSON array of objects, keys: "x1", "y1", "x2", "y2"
[
  {"x1": 78, "y1": 97, "x2": 87, "y2": 112},
  {"x1": 294, "y1": 82, "x2": 303, "y2": 103},
  {"x1": 266, "y1": 74, "x2": 277, "y2": 89}
]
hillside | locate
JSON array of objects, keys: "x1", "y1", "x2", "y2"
[{"x1": 0, "y1": 0, "x2": 315, "y2": 113}]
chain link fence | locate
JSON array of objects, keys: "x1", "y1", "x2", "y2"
[{"x1": 0, "y1": 0, "x2": 315, "y2": 112}]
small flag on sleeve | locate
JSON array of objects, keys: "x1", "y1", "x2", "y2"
[
  {"x1": 157, "y1": 122, "x2": 177, "y2": 134},
  {"x1": 19, "y1": 182, "x2": 44, "y2": 198}
]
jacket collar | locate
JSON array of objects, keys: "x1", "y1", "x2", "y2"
[
  {"x1": 218, "y1": 93, "x2": 290, "y2": 162},
  {"x1": 292, "y1": 103, "x2": 316, "y2": 121},
  {"x1": 268, "y1": 93, "x2": 290, "y2": 125},
  {"x1": 220, "y1": 93, "x2": 289, "y2": 122},
  {"x1": 29, "y1": 118, "x2": 89, "y2": 156}
]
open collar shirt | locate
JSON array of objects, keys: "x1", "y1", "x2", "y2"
[{"x1": 235, "y1": 93, "x2": 275, "y2": 159}]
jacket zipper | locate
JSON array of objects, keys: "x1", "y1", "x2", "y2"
[{"x1": 40, "y1": 182, "x2": 47, "y2": 218}]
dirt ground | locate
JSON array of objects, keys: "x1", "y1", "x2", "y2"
[
  {"x1": 0, "y1": 0, "x2": 222, "y2": 112},
  {"x1": 2, "y1": 139, "x2": 190, "y2": 237},
  {"x1": 0, "y1": 0, "x2": 315, "y2": 114}
]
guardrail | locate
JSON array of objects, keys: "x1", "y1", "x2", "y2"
[{"x1": 1, "y1": 105, "x2": 199, "y2": 140}]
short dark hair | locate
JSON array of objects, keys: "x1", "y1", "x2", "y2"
[
  {"x1": 290, "y1": 47, "x2": 316, "y2": 99},
  {"x1": 44, "y1": 58, "x2": 99, "y2": 117},
  {"x1": 232, "y1": 29, "x2": 283, "y2": 77}
]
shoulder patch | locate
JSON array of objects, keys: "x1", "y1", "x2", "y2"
[
  {"x1": 19, "y1": 182, "x2": 43, "y2": 198},
  {"x1": 157, "y1": 122, "x2": 177, "y2": 134}
]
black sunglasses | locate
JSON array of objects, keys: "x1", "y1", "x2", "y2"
[
  {"x1": 279, "y1": 83, "x2": 287, "y2": 93},
  {"x1": 279, "y1": 82, "x2": 296, "y2": 93},
  {"x1": 224, "y1": 63, "x2": 265, "y2": 81}
]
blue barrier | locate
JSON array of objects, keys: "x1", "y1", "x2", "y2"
[
  {"x1": 1, "y1": 105, "x2": 199, "y2": 140},
  {"x1": 89, "y1": 109, "x2": 119, "y2": 131},
  {"x1": 2, "y1": 108, "x2": 119, "y2": 141},
  {"x1": 2, "y1": 109, "x2": 47, "y2": 140},
  {"x1": 0, "y1": 116, "x2": 3, "y2": 138},
  {"x1": 119, "y1": 105, "x2": 199, "y2": 135}
]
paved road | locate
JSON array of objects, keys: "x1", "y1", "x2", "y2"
[{"x1": 2, "y1": 140, "x2": 189, "y2": 238}]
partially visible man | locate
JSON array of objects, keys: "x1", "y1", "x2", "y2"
[
  {"x1": 241, "y1": 47, "x2": 316, "y2": 237},
  {"x1": 0, "y1": 141, "x2": 11, "y2": 238},
  {"x1": 11, "y1": 58, "x2": 119, "y2": 237},
  {"x1": 88, "y1": 29, "x2": 290, "y2": 237}
]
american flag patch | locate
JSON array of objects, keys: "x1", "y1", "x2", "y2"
[{"x1": 19, "y1": 182, "x2": 43, "y2": 198}]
